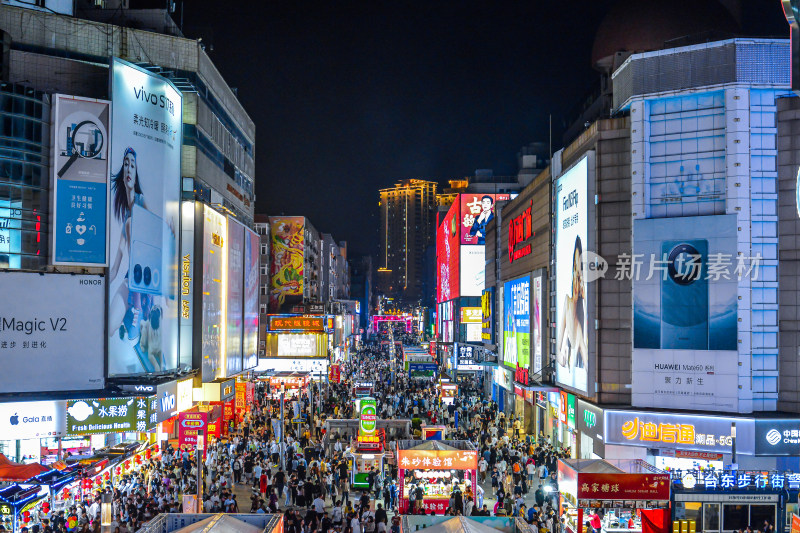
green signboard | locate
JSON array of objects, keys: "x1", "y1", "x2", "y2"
[
  {"x1": 359, "y1": 397, "x2": 377, "y2": 436},
  {"x1": 567, "y1": 393, "x2": 576, "y2": 429},
  {"x1": 66, "y1": 397, "x2": 152, "y2": 435}
]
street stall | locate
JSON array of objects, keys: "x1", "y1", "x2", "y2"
[
  {"x1": 348, "y1": 396, "x2": 385, "y2": 490},
  {"x1": 264, "y1": 372, "x2": 310, "y2": 400},
  {"x1": 0, "y1": 484, "x2": 47, "y2": 532},
  {"x1": 353, "y1": 380, "x2": 375, "y2": 397},
  {"x1": 396, "y1": 440, "x2": 478, "y2": 515},
  {"x1": 422, "y1": 426, "x2": 448, "y2": 441},
  {"x1": 670, "y1": 469, "x2": 796, "y2": 533},
  {"x1": 440, "y1": 381, "x2": 458, "y2": 406},
  {"x1": 558, "y1": 459, "x2": 671, "y2": 533}
]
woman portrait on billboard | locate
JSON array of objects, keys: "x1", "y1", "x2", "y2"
[
  {"x1": 556, "y1": 235, "x2": 587, "y2": 373},
  {"x1": 108, "y1": 146, "x2": 167, "y2": 371}
]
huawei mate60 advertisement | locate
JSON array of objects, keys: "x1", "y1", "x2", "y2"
[
  {"x1": 107, "y1": 58, "x2": 182, "y2": 376},
  {"x1": 503, "y1": 275, "x2": 530, "y2": 373},
  {"x1": 632, "y1": 214, "x2": 739, "y2": 412},
  {"x1": 555, "y1": 156, "x2": 589, "y2": 394}
]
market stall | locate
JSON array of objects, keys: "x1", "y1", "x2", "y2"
[
  {"x1": 263, "y1": 372, "x2": 310, "y2": 400},
  {"x1": 396, "y1": 440, "x2": 478, "y2": 515},
  {"x1": 440, "y1": 381, "x2": 457, "y2": 406},
  {"x1": 558, "y1": 459, "x2": 671, "y2": 533}
]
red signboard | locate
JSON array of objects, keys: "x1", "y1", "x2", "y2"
[
  {"x1": 508, "y1": 199, "x2": 534, "y2": 263},
  {"x1": 329, "y1": 364, "x2": 341, "y2": 383},
  {"x1": 268, "y1": 316, "x2": 325, "y2": 331},
  {"x1": 436, "y1": 206, "x2": 460, "y2": 303},
  {"x1": 515, "y1": 365, "x2": 530, "y2": 386},
  {"x1": 577, "y1": 473, "x2": 671, "y2": 500},
  {"x1": 223, "y1": 399, "x2": 235, "y2": 422},
  {"x1": 178, "y1": 411, "x2": 208, "y2": 448},
  {"x1": 245, "y1": 382, "x2": 254, "y2": 412},
  {"x1": 458, "y1": 193, "x2": 510, "y2": 245},
  {"x1": 428, "y1": 342, "x2": 436, "y2": 356},
  {"x1": 235, "y1": 383, "x2": 247, "y2": 422}
]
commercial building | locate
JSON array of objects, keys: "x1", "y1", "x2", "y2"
[
  {"x1": 0, "y1": 3, "x2": 258, "y2": 457},
  {"x1": 378, "y1": 179, "x2": 438, "y2": 304},
  {"x1": 349, "y1": 255, "x2": 374, "y2": 331}
]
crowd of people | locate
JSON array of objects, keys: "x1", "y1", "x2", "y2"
[{"x1": 17, "y1": 332, "x2": 572, "y2": 533}]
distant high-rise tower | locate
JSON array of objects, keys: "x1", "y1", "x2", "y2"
[{"x1": 378, "y1": 179, "x2": 438, "y2": 304}]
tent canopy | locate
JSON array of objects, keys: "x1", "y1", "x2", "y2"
[
  {"x1": 418, "y1": 517, "x2": 506, "y2": 533},
  {"x1": 0, "y1": 454, "x2": 48, "y2": 482},
  {"x1": 559, "y1": 459, "x2": 625, "y2": 474},
  {"x1": 172, "y1": 515, "x2": 265, "y2": 533}
]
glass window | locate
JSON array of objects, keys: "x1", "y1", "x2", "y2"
[
  {"x1": 750, "y1": 505, "x2": 776, "y2": 531},
  {"x1": 723, "y1": 505, "x2": 748, "y2": 532},
  {"x1": 704, "y1": 504, "x2": 720, "y2": 532},
  {"x1": 675, "y1": 502, "x2": 702, "y2": 524}
]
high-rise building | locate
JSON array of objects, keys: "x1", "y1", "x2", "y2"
[{"x1": 378, "y1": 179, "x2": 438, "y2": 303}]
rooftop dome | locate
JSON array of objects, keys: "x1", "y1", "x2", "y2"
[{"x1": 592, "y1": 0, "x2": 740, "y2": 71}]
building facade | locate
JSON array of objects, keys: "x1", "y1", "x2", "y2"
[{"x1": 378, "y1": 179, "x2": 438, "y2": 303}]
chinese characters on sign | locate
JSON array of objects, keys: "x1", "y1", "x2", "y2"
[
  {"x1": 268, "y1": 316, "x2": 325, "y2": 331},
  {"x1": 397, "y1": 449, "x2": 478, "y2": 471},
  {"x1": 577, "y1": 474, "x2": 671, "y2": 500},
  {"x1": 675, "y1": 470, "x2": 800, "y2": 491},
  {"x1": 66, "y1": 398, "x2": 147, "y2": 435}
]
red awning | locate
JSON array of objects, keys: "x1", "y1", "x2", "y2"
[{"x1": 0, "y1": 454, "x2": 48, "y2": 482}]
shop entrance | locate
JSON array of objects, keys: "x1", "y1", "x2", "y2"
[{"x1": 674, "y1": 499, "x2": 777, "y2": 533}]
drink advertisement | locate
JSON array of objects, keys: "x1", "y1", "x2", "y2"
[
  {"x1": 107, "y1": 58, "x2": 182, "y2": 376},
  {"x1": 359, "y1": 397, "x2": 377, "y2": 436},
  {"x1": 269, "y1": 216, "x2": 304, "y2": 312},
  {"x1": 51, "y1": 94, "x2": 110, "y2": 266},
  {"x1": 555, "y1": 155, "x2": 589, "y2": 394}
]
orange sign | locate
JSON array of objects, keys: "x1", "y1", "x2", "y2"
[
  {"x1": 397, "y1": 449, "x2": 478, "y2": 470},
  {"x1": 791, "y1": 514, "x2": 800, "y2": 533},
  {"x1": 269, "y1": 376, "x2": 308, "y2": 389},
  {"x1": 329, "y1": 364, "x2": 341, "y2": 383},
  {"x1": 621, "y1": 417, "x2": 697, "y2": 445},
  {"x1": 268, "y1": 316, "x2": 325, "y2": 331},
  {"x1": 358, "y1": 435, "x2": 380, "y2": 444}
]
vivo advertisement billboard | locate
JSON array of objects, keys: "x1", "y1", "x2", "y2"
[
  {"x1": 50, "y1": 94, "x2": 110, "y2": 266},
  {"x1": 0, "y1": 273, "x2": 104, "y2": 393},
  {"x1": 107, "y1": 58, "x2": 182, "y2": 376},
  {"x1": 555, "y1": 156, "x2": 589, "y2": 394},
  {"x1": 632, "y1": 214, "x2": 739, "y2": 412}
]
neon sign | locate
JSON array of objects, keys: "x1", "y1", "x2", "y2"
[{"x1": 508, "y1": 200, "x2": 533, "y2": 263}]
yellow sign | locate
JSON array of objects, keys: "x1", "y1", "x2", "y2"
[
  {"x1": 621, "y1": 417, "x2": 697, "y2": 445},
  {"x1": 460, "y1": 307, "x2": 482, "y2": 324}
]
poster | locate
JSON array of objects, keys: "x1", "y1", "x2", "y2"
[
  {"x1": 269, "y1": 217, "x2": 304, "y2": 312},
  {"x1": 201, "y1": 206, "x2": 226, "y2": 381},
  {"x1": 243, "y1": 228, "x2": 260, "y2": 369},
  {"x1": 107, "y1": 58, "x2": 182, "y2": 376},
  {"x1": 632, "y1": 215, "x2": 739, "y2": 411},
  {"x1": 51, "y1": 94, "x2": 110, "y2": 266},
  {"x1": 555, "y1": 155, "x2": 589, "y2": 393},
  {"x1": 226, "y1": 216, "x2": 245, "y2": 377},
  {"x1": 503, "y1": 275, "x2": 530, "y2": 372},
  {"x1": 458, "y1": 193, "x2": 509, "y2": 245},
  {"x1": 532, "y1": 273, "x2": 544, "y2": 377}
]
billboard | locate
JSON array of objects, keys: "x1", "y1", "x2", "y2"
[
  {"x1": 531, "y1": 272, "x2": 544, "y2": 377},
  {"x1": 437, "y1": 205, "x2": 460, "y2": 303},
  {"x1": 243, "y1": 227, "x2": 260, "y2": 370},
  {"x1": 754, "y1": 419, "x2": 800, "y2": 456},
  {"x1": 481, "y1": 288, "x2": 494, "y2": 344},
  {"x1": 226, "y1": 216, "x2": 245, "y2": 377},
  {"x1": 555, "y1": 156, "x2": 589, "y2": 394},
  {"x1": 0, "y1": 273, "x2": 104, "y2": 393},
  {"x1": 605, "y1": 410, "x2": 754, "y2": 455},
  {"x1": 0, "y1": 401, "x2": 67, "y2": 440},
  {"x1": 179, "y1": 202, "x2": 195, "y2": 369},
  {"x1": 269, "y1": 217, "x2": 304, "y2": 312},
  {"x1": 359, "y1": 397, "x2": 377, "y2": 436},
  {"x1": 632, "y1": 215, "x2": 739, "y2": 411},
  {"x1": 201, "y1": 205, "x2": 226, "y2": 382},
  {"x1": 178, "y1": 411, "x2": 208, "y2": 447},
  {"x1": 503, "y1": 275, "x2": 530, "y2": 373},
  {"x1": 66, "y1": 397, "x2": 149, "y2": 435},
  {"x1": 51, "y1": 94, "x2": 110, "y2": 266},
  {"x1": 107, "y1": 58, "x2": 182, "y2": 376},
  {"x1": 458, "y1": 193, "x2": 509, "y2": 245},
  {"x1": 277, "y1": 333, "x2": 322, "y2": 357}
]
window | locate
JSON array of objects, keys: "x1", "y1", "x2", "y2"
[
  {"x1": 750, "y1": 506, "x2": 776, "y2": 530},
  {"x1": 260, "y1": 264, "x2": 269, "y2": 275},
  {"x1": 260, "y1": 286, "x2": 268, "y2": 296},
  {"x1": 675, "y1": 502, "x2": 702, "y2": 526},
  {"x1": 723, "y1": 505, "x2": 748, "y2": 532},
  {"x1": 261, "y1": 244, "x2": 268, "y2": 255},
  {"x1": 259, "y1": 304, "x2": 267, "y2": 314}
]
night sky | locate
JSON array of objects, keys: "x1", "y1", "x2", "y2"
[{"x1": 179, "y1": 0, "x2": 788, "y2": 256}]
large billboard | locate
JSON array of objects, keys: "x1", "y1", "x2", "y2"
[
  {"x1": 632, "y1": 214, "x2": 739, "y2": 411},
  {"x1": 458, "y1": 194, "x2": 509, "y2": 297},
  {"x1": 0, "y1": 401, "x2": 67, "y2": 440},
  {"x1": 226, "y1": 216, "x2": 245, "y2": 377},
  {"x1": 436, "y1": 206, "x2": 460, "y2": 303},
  {"x1": 555, "y1": 156, "x2": 589, "y2": 394},
  {"x1": 531, "y1": 272, "x2": 544, "y2": 377},
  {"x1": 66, "y1": 397, "x2": 150, "y2": 435},
  {"x1": 50, "y1": 94, "x2": 110, "y2": 266},
  {"x1": 0, "y1": 273, "x2": 104, "y2": 393},
  {"x1": 503, "y1": 275, "x2": 530, "y2": 374},
  {"x1": 269, "y1": 217, "x2": 304, "y2": 312},
  {"x1": 201, "y1": 205, "x2": 226, "y2": 382},
  {"x1": 243, "y1": 227, "x2": 260, "y2": 370},
  {"x1": 481, "y1": 288, "x2": 494, "y2": 344},
  {"x1": 107, "y1": 58, "x2": 182, "y2": 376}
]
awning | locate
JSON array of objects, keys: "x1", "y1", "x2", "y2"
[{"x1": 0, "y1": 454, "x2": 48, "y2": 482}]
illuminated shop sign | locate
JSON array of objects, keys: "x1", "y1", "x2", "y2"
[
  {"x1": 268, "y1": 316, "x2": 325, "y2": 331},
  {"x1": 673, "y1": 469, "x2": 800, "y2": 491},
  {"x1": 508, "y1": 200, "x2": 533, "y2": 263}
]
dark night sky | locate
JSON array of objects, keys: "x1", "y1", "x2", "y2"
[{"x1": 178, "y1": 0, "x2": 787, "y2": 257}]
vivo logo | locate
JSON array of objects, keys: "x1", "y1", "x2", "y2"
[
  {"x1": 134, "y1": 385, "x2": 155, "y2": 393},
  {"x1": 133, "y1": 86, "x2": 175, "y2": 116},
  {"x1": 160, "y1": 392, "x2": 176, "y2": 412}
]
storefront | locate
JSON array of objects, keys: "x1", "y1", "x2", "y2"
[
  {"x1": 265, "y1": 372, "x2": 310, "y2": 399},
  {"x1": 557, "y1": 391, "x2": 578, "y2": 456},
  {"x1": 492, "y1": 366, "x2": 514, "y2": 415},
  {"x1": 576, "y1": 400, "x2": 604, "y2": 459},
  {"x1": 397, "y1": 441, "x2": 478, "y2": 515},
  {"x1": 558, "y1": 458, "x2": 671, "y2": 533},
  {"x1": 671, "y1": 469, "x2": 793, "y2": 533},
  {"x1": 0, "y1": 401, "x2": 67, "y2": 464},
  {"x1": 440, "y1": 382, "x2": 458, "y2": 405}
]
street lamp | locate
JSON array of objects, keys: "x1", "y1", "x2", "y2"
[{"x1": 731, "y1": 422, "x2": 737, "y2": 468}]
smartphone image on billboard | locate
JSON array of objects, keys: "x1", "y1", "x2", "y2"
[
  {"x1": 660, "y1": 239, "x2": 708, "y2": 349},
  {"x1": 128, "y1": 204, "x2": 166, "y2": 295}
]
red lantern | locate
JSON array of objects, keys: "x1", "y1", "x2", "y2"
[
  {"x1": 62, "y1": 488, "x2": 69, "y2": 499},
  {"x1": 115, "y1": 467, "x2": 121, "y2": 475},
  {"x1": 135, "y1": 455, "x2": 142, "y2": 464},
  {"x1": 23, "y1": 511, "x2": 30, "y2": 521},
  {"x1": 124, "y1": 460, "x2": 131, "y2": 469},
  {"x1": 42, "y1": 502, "x2": 50, "y2": 513},
  {"x1": 153, "y1": 444, "x2": 159, "y2": 452},
  {"x1": 103, "y1": 471, "x2": 110, "y2": 480},
  {"x1": 145, "y1": 450, "x2": 152, "y2": 459}
]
